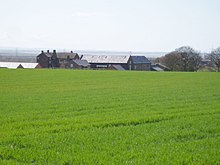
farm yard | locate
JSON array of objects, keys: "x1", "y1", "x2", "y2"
[{"x1": 0, "y1": 69, "x2": 219, "y2": 164}]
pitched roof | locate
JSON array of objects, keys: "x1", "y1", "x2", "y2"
[
  {"x1": 0, "y1": 62, "x2": 23, "y2": 69},
  {"x1": 44, "y1": 53, "x2": 53, "y2": 57},
  {"x1": 72, "y1": 60, "x2": 90, "y2": 67},
  {"x1": 20, "y1": 63, "x2": 40, "y2": 68},
  {"x1": 81, "y1": 55, "x2": 130, "y2": 64},
  {"x1": 56, "y1": 53, "x2": 78, "y2": 59},
  {"x1": 131, "y1": 56, "x2": 151, "y2": 64},
  {"x1": 0, "y1": 62, "x2": 40, "y2": 69}
]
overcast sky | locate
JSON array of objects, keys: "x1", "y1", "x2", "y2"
[{"x1": 0, "y1": 0, "x2": 220, "y2": 52}]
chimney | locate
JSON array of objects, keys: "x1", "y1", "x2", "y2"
[
  {"x1": 47, "y1": 50, "x2": 50, "y2": 53},
  {"x1": 53, "y1": 50, "x2": 56, "y2": 53},
  {"x1": 41, "y1": 50, "x2": 44, "y2": 53},
  {"x1": 70, "y1": 51, "x2": 73, "y2": 53}
]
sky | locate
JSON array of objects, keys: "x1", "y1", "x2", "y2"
[{"x1": 0, "y1": 0, "x2": 220, "y2": 52}]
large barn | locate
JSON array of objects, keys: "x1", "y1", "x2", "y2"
[
  {"x1": 81, "y1": 55, "x2": 131, "y2": 70},
  {"x1": 81, "y1": 55, "x2": 151, "y2": 71}
]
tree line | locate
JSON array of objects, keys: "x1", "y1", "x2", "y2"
[{"x1": 157, "y1": 46, "x2": 220, "y2": 72}]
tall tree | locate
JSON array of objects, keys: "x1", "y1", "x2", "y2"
[
  {"x1": 208, "y1": 47, "x2": 220, "y2": 72},
  {"x1": 160, "y1": 46, "x2": 202, "y2": 72}
]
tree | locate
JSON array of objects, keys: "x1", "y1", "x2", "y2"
[
  {"x1": 190, "y1": 52, "x2": 202, "y2": 72},
  {"x1": 175, "y1": 46, "x2": 202, "y2": 72},
  {"x1": 208, "y1": 47, "x2": 220, "y2": 72},
  {"x1": 160, "y1": 46, "x2": 202, "y2": 72},
  {"x1": 160, "y1": 51, "x2": 182, "y2": 71}
]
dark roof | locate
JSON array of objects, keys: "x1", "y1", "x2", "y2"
[
  {"x1": 57, "y1": 53, "x2": 78, "y2": 59},
  {"x1": 131, "y1": 56, "x2": 151, "y2": 64},
  {"x1": 72, "y1": 59, "x2": 90, "y2": 67}
]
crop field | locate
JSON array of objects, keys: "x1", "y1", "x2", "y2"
[{"x1": 0, "y1": 69, "x2": 219, "y2": 164}]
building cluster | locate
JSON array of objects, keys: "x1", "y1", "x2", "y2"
[
  {"x1": 37, "y1": 50, "x2": 153, "y2": 71},
  {"x1": 0, "y1": 49, "x2": 169, "y2": 71}
]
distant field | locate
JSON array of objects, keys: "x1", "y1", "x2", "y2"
[{"x1": 0, "y1": 69, "x2": 219, "y2": 164}]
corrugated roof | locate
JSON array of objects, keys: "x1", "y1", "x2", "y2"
[
  {"x1": 131, "y1": 56, "x2": 151, "y2": 64},
  {"x1": 81, "y1": 55, "x2": 130, "y2": 64},
  {"x1": 72, "y1": 60, "x2": 90, "y2": 67}
]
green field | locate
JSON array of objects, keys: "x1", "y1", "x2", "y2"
[{"x1": 0, "y1": 69, "x2": 219, "y2": 164}]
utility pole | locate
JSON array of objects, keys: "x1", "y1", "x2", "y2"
[{"x1": 129, "y1": 51, "x2": 132, "y2": 71}]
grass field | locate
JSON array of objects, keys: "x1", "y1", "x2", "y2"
[{"x1": 0, "y1": 69, "x2": 219, "y2": 164}]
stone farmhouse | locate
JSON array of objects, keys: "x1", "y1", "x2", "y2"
[{"x1": 37, "y1": 50, "x2": 90, "y2": 69}]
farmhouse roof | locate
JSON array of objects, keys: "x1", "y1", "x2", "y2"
[
  {"x1": 81, "y1": 55, "x2": 130, "y2": 64},
  {"x1": 56, "y1": 52, "x2": 78, "y2": 59},
  {"x1": 44, "y1": 53, "x2": 53, "y2": 57},
  {"x1": 131, "y1": 56, "x2": 151, "y2": 64},
  {"x1": 72, "y1": 59, "x2": 90, "y2": 67}
]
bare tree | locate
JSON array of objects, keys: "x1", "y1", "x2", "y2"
[
  {"x1": 175, "y1": 46, "x2": 202, "y2": 72},
  {"x1": 160, "y1": 51, "x2": 182, "y2": 71},
  {"x1": 208, "y1": 47, "x2": 220, "y2": 72},
  {"x1": 190, "y1": 52, "x2": 202, "y2": 72},
  {"x1": 160, "y1": 46, "x2": 202, "y2": 71}
]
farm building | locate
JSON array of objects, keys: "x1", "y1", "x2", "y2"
[
  {"x1": 0, "y1": 62, "x2": 23, "y2": 69},
  {"x1": 81, "y1": 55, "x2": 151, "y2": 71},
  {"x1": 151, "y1": 63, "x2": 170, "y2": 71},
  {"x1": 37, "y1": 50, "x2": 80, "y2": 68},
  {"x1": 70, "y1": 60, "x2": 90, "y2": 69},
  {"x1": 0, "y1": 62, "x2": 41, "y2": 69},
  {"x1": 37, "y1": 50, "x2": 57, "y2": 68},
  {"x1": 81, "y1": 55, "x2": 131, "y2": 70},
  {"x1": 20, "y1": 63, "x2": 41, "y2": 69},
  {"x1": 130, "y1": 56, "x2": 151, "y2": 71},
  {"x1": 109, "y1": 65, "x2": 126, "y2": 70},
  {"x1": 151, "y1": 65, "x2": 164, "y2": 71}
]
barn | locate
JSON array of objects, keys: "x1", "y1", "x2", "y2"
[
  {"x1": 70, "y1": 59, "x2": 90, "y2": 69},
  {"x1": 81, "y1": 55, "x2": 131, "y2": 70},
  {"x1": 130, "y1": 56, "x2": 151, "y2": 71}
]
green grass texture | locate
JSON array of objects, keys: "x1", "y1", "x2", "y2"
[{"x1": 0, "y1": 69, "x2": 220, "y2": 164}]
